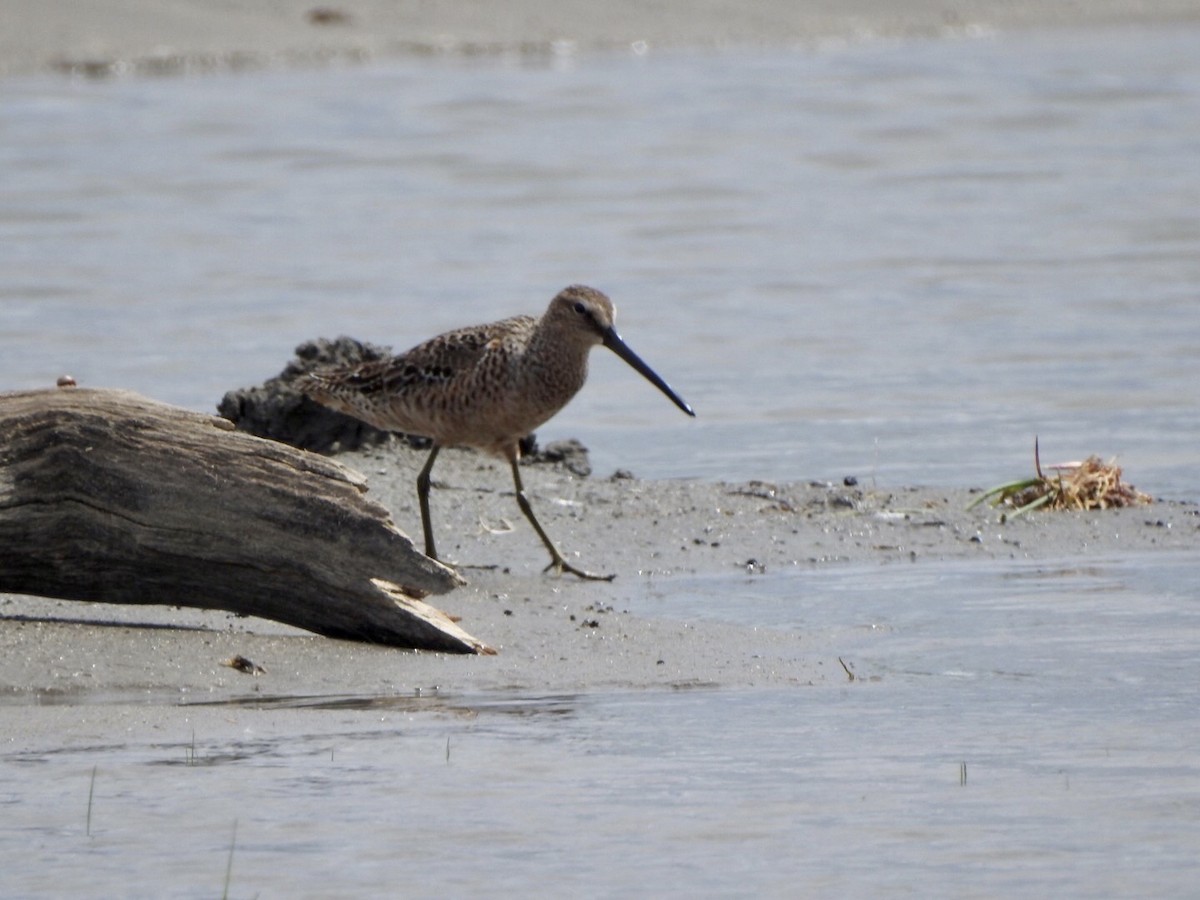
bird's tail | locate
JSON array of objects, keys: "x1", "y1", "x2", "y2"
[{"x1": 296, "y1": 364, "x2": 390, "y2": 421}]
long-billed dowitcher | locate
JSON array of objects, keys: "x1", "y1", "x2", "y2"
[{"x1": 299, "y1": 285, "x2": 695, "y2": 580}]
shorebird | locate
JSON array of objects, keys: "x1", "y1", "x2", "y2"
[{"x1": 299, "y1": 285, "x2": 695, "y2": 580}]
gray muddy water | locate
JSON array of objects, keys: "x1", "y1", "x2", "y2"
[
  {"x1": 2, "y1": 25, "x2": 1198, "y2": 493},
  {"x1": 3, "y1": 556, "x2": 1198, "y2": 897},
  {"x1": 3, "y1": 23, "x2": 1199, "y2": 898}
]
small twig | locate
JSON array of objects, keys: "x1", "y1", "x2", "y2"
[
  {"x1": 86, "y1": 765, "x2": 97, "y2": 836},
  {"x1": 837, "y1": 657, "x2": 855, "y2": 682},
  {"x1": 477, "y1": 516, "x2": 515, "y2": 536},
  {"x1": 222, "y1": 819, "x2": 238, "y2": 900}
]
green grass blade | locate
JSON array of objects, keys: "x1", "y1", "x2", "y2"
[
  {"x1": 1005, "y1": 490, "x2": 1055, "y2": 521},
  {"x1": 967, "y1": 477, "x2": 1042, "y2": 510}
]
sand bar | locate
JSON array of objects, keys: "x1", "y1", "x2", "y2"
[
  {"x1": 3, "y1": 439, "x2": 1192, "y2": 732},
  {"x1": 4, "y1": 0, "x2": 1200, "y2": 78},
  {"x1": 3, "y1": 0, "x2": 1198, "y2": 749}
]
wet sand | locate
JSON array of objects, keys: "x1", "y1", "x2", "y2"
[
  {"x1": 3, "y1": 0, "x2": 1198, "y2": 750},
  {"x1": 3, "y1": 436, "x2": 1193, "y2": 754}
]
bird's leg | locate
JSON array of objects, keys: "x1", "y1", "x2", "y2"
[
  {"x1": 416, "y1": 444, "x2": 442, "y2": 560},
  {"x1": 507, "y1": 453, "x2": 615, "y2": 582}
]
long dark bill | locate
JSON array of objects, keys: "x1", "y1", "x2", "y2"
[{"x1": 602, "y1": 328, "x2": 696, "y2": 417}]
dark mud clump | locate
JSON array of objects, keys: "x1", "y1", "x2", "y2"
[{"x1": 522, "y1": 436, "x2": 592, "y2": 476}]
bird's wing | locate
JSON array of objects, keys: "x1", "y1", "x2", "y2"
[
  {"x1": 390, "y1": 314, "x2": 533, "y2": 387},
  {"x1": 301, "y1": 315, "x2": 533, "y2": 404}
]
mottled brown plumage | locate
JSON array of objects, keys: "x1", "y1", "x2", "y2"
[{"x1": 299, "y1": 285, "x2": 694, "y2": 580}]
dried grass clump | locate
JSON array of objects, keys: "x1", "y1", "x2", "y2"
[{"x1": 970, "y1": 440, "x2": 1152, "y2": 520}]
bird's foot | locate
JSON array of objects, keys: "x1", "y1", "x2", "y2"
[{"x1": 543, "y1": 557, "x2": 616, "y2": 582}]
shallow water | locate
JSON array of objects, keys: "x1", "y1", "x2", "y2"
[
  {"x1": 3, "y1": 26, "x2": 1199, "y2": 496},
  {"x1": 3, "y1": 24, "x2": 1200, "y2": 897},
  {"x1": 3, "y1": 556, "x2": 1199, "y2": 897}
]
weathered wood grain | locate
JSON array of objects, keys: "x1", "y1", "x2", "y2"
[{"x1": 0, "y1": 387, "x2": 491, "y2": 653}]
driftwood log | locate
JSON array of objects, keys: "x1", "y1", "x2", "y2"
[{"x1": 0, "y1": 387, "x2": 492, "y2": 654}]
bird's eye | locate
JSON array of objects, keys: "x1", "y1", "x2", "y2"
[{"x1": 573, "y1": 302, "x2": 587, "y2": 315}]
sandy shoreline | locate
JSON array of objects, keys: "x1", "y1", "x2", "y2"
[
  {"x1": 5, "y1": 0, "x2": 1200, "y2": 78},
  {"x1": 3, "y1": 437, "x2": 1192, "y2": 745},
  {"x1": 4, "y1": 0, "x2": 1199, "y2": 750}
]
